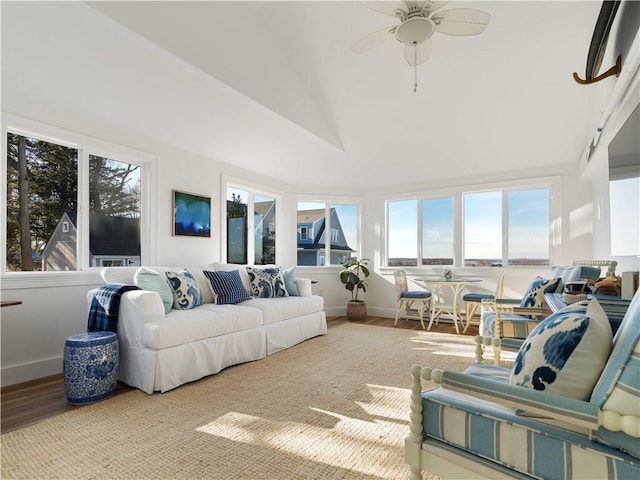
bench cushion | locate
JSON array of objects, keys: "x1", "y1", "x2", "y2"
[{"x1": 422, "y1": 386, "x2": 640, "y2": 478}]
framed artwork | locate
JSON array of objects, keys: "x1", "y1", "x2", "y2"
[{"x1": 172, "y1": 190, "x2": 211, "y2": 237}]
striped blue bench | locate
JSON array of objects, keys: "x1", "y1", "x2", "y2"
[{"x1": 405, "y1": 289, "x2": 640, "y2": 480}]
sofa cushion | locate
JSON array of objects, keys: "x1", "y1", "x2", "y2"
[
  {"x1": 141, "y1": 304, "x2": 264, "y2": 349},
  {"x1": 246, "y1": 266, "x2": 289, "y2": 298},
  {"x1": 282, "y1": 266, "x2": 300, "y2": 296},
  {"x1": 510, "y1": 299, "x2": 612, "y2": 400},
  {"x1": 203, "y1": 270, "x2": 252, "y2": 305},
  {"x1": 239, "y1": 295, "x2": 324, "y2": 325},
  {"x1": 134, "y1": 267, "x2": 173, "y2": 314},
  {"x1": 520, "y1": 276, "x2": 563, "y2": 308},
  {"x1": 165, "y1": 269, "x2": 204, "y2": 310}
]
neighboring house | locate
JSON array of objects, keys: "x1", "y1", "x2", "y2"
[
  {"x1": 297, "y1": 208, "x2": 354, "y2": 266},
  {"x1": 42, "y1": 211, "x2": 141, "y2": 270}
]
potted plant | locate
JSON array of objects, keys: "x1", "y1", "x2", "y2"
[{"x1": 339, "y1": 257, "x2": 370, "y2": 321}]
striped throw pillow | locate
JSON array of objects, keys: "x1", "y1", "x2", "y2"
[{"x1": 203, "y1": 270, "x2": 251, "y2": 305}]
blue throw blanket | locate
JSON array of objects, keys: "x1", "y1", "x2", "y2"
[{"x1": 88, "y1": 284, "x2": 140, "y2": 332}]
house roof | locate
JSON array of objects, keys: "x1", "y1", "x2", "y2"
[
  {"x1": 2, "y1": 1, "x2": 625, "y2": 190},
  {"x1": 64, "y1": 211, "x2": 140, "y2": 256},
  {"x1": 297, "y1": 209, "x2": 326, "y2": 225},
  {"x1": 296, "y1": 208, "x2": 354, "y2": 252}
]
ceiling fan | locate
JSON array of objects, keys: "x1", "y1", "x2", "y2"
[{"x1": 352, "y1": 1, "x2": 490, "y2": 91}]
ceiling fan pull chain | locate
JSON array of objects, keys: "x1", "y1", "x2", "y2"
[{"x1": 413, "y1": 42, "x2": 418, "y2": 92}]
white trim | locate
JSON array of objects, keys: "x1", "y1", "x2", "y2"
[
  {"x1": 383, "y1": 176, "x2": 560, "y2": 268},
  {"x1": 0, "y1": 270, "x2": 103, "y2": 290},
  {"x1": 1, "y1": 113, "x2": 158, "y2": 283}
]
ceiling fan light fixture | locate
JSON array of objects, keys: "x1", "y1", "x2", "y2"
[{"x1": 395, "y1": 17, "x2": 435, "y2": 46}]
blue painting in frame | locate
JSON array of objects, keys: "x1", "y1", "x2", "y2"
[{"x1": 173, "y1": 190, "x2": 211, "y2": 237}]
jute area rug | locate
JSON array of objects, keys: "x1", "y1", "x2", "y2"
[{"x1": 1, "y1": 322, "x2": 479, "y2": 480}]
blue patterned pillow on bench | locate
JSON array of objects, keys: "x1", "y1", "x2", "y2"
[{"x1": 510, "y1": 299, "x2": 612, "y2": 400}]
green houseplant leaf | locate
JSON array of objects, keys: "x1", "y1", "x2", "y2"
[{"x1": 339, "y1": 257, "x2": 370, "y2": 301}]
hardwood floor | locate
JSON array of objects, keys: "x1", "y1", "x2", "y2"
[{"x1": 1, "y1": 316, "x2": 478, "y2": 434}]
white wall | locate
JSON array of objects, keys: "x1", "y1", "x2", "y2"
[
  {"x1": 578, "y1": 4, "x2": 640, "y2": 275},
  {"x1": 1, "y1": 2, "x2": 637, "y2": 387}
]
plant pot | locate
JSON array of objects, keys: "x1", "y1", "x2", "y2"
[{"x1": 346, "y1": 301, "x2": 367, "y2": 321}]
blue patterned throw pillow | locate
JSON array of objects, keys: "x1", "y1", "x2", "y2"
[
  {"x1": 519, "y1": 276, "x2": 563, "y2": 308},
  {"x1": 246, "y1": 266, "x2": 289, "y2": 298},
  {"x1": 510, "y1": 299, "x2": 612, "y2": 400},
  {"x1": 165, "y1": 269, "x2": 203, "y2": 310},
  {"x1": 203, "y1": 270, "x2": 251, "y2": 305}
]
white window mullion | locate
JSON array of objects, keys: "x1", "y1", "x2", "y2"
[
  {"x1": 416, "y1": 199, "x2": 423, "y2": 267},
  {"x1": 502, "y1": 191, "x2": 509, "y2": 267},
  {"x1": 453, "y1": 193, "x2": 463, "y2": 268},
  {"x1": 247, "y1": 192, "x2": 255, "y2": 265},
  {"x1": 325, "y1": 203, "x2": 331, "y2": 264},
  {"x1": 77, "y1": 149, "x2": 90, "y2": 270}
]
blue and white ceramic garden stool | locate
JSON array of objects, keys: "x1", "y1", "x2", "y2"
[{"x1": 63, "y1": 332, "x2": 119, "y2": 405}]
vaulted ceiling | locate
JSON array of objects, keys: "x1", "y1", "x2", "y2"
[{"x1": 3, "y1": 1, "x2": 611, "y2": 188}]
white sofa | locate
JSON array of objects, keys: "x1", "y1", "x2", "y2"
[{"x1": 87, "y1": 263, "x2": 326, "y2": 394}]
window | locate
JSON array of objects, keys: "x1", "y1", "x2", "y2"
[
  {"x1": 225, "y1": 184, "x2": 279, "y2": 265},
  {"x1": 89, "y1": 155, "x2": 141, "y2": 268},
  {"x1": 507, "y1": 189, "x2": 549, "y2": 265},
  {"x1": 296, "y1": 200, "x2": 359, "y2": 266},
  {"x1": 463, "y1": 191, "x2": 502, "y2": 267},
  {"x1": 4, "y1": 119, "x2": 152, "y2": 275},
  {"x1": 386, "y1": 186, "x2": 551, "y2": 267},
  {"x1": 254, "y1": 194, "x2": 276, "y2": 265},
  {"x1": 422, "y1": 197, "x2": 454, "y2": 266},
  {"x1": 387, "y1": 199, "x2": 417, "y2": 266},
  {"x1": 387, "y1": 197, "x2": 454, "y2": 267},
  {"x1": 5, "y1": 134, "x2": 78, "y2": 271}
]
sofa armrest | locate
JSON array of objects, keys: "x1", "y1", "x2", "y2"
[
  {"x1": 296, "y1": 278, "x2": 313, "y2": 297},
  {"x1": 87, "y1": 288, "x2": 166, "y2": 347}
]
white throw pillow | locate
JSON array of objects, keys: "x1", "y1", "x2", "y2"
[{"x1": 510, "y1": 299, "x2": 612, "y2": 400}]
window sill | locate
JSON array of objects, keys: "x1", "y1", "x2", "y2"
[{"x1": 0, "y1": 271, "x2": 103, "y2": 290}]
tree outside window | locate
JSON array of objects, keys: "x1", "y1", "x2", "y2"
[{"x1": 5, "y1": 133, "x2": 143, "y2": 272}]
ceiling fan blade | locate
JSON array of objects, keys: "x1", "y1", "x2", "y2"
[
  {"x1": 404, "y1": 40, "x2": 432, "y2": 66},
  {"x1": 360, "y1": 1, "x2": 406, "y2": 17},
  {"x1": 352, "y1": 26, "x2": 397, "y2": 53},
  {"x1": 432, "y1": 8, "x2": 490, "y2": 36}
]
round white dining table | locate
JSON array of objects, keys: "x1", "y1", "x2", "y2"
[{"x1": 415, "y1": 276, "x2": 482, "y2": 334}]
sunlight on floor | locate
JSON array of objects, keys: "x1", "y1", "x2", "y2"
[{"x1": 195, "y1": 383, "x2": 411, "y2": 477}]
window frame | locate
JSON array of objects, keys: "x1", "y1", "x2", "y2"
[
  {"x1": 1, "y1": 114, "x2": 157, "y2": 288},
  {"x1": 222, "y1": 176, "x2": 283, "y2": 265},
  {"x1": 294, "y1": 195, "x2": 362, "y2": 269},
  {"x1": 383, "y1": 176, "x2": 559, "y2": 269}
]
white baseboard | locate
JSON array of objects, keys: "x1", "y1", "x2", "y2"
[{"x1": 1, "y1": 356, "x2": 62, "y2": 387}]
